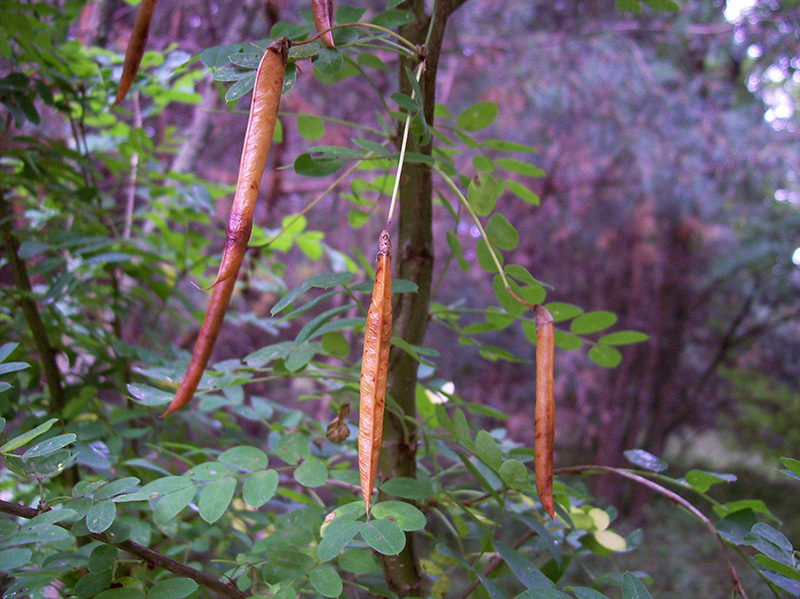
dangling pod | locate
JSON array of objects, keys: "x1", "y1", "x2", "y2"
[
  {"x1": 534, "y1": 304, "x2": 556, "y2": 522},
  {"x1": 357, "y1": 228, "x2": 392, "y2": 515},
  {"x1": 164, "y1": 37, "x2": 289, "y2": 416}
]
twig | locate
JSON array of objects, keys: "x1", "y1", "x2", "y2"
[
  {"x1": 555, "y1": 465, "x2": 749, "y2": 599},
  {"x1": 0, "y1": 500, "x2": 246, "y2": 599},
  {"x1": 0, "y1": 190, "x2": 67, "y2": 414}
]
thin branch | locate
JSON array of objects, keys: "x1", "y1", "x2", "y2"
[
  {"x1": 0, "y1": 500, "x2": 246, "y2": 599},
  {"x1": 0, "y1": 190, "x2": 67, "y2": 414},
  {"x1": 555, "y1": 465, "x2": 749, "y2": 599}
]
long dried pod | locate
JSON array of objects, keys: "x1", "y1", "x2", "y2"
[
  {"x1": 311, "y1": 0, "x2": 336, "y2": 49},
  {"x1": 163, "y1": 38, "x2": 289, "y2": 416},
  {"x1": 211, "y1": 37, "x2": 289, "y2": 288},
  {"x1": 112, "y1": 0, "x2": 156, "y2": 107},
  {"x1": 358, "y1": 228, "x2": 392, "y2": 516},
  {"x1": 534, "y1": 305, "x2": 556, "y2": 522}
]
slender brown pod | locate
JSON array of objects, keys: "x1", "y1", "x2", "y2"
[
  {"x1": 163, "y1": 38, "x2": 289, "y2": 416},
  {"x1": 534, "y1": 305, "x2": 556, "y2": 522},
  {"x1": 210, "y1": 37, "x2": 289, "y2": 288},
  {"x1": 311, "y1": 0, "x2": 336, "y2": 49},
  {"x1": 112, "y1": 0, "x2": 156, "y2": 107},
  {"x1": 358, "y1": 228, "x2": 392, "y2": 516}
]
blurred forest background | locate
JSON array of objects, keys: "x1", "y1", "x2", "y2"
[{"x1": 3, "y1": 0, "x2": 800, "y2": 596}]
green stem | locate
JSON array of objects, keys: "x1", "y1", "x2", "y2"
[
  {"x1": 432, "y1": 164, "x2": 534, "y2": 308},
  {"x1": 555, "y1": 465, "x2": 749, "y2": 599}
]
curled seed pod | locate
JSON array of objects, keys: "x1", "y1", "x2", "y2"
[
  {"x1": 326, "y1": 403, "x2": 350, "y2": 443},
  {"x1": 358, "y1": 229, "x2": 392, "y2": 516},
  {"x1": 112, "y1": 0, "x2": 157, "y2": 107},
  {"x1": 312, "y1": 0, "x2": 336, "y2": 49},
  {"x1": 163, "y1": 38, "x2": 289, "y2": 416},
  {"x1": 534, "y1": 304, "x2": 556, "y2": 522}
]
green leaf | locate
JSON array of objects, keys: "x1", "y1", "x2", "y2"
[
  {"x1": 277, "y1": 432, "x2": 311, "y2": 464},
  {"x1": 621, "y1": 572, "x2": 653, "y2": 599},
  {"x1": 754, "y1": 553, "x2": 800, "y2": 582},
  {"x1": 294, "y1": 153, "x2": 343, "y2": 177},
  {"x1": 321, "y1": 332, "x2": 349, "y2": 358},
  {"x1": 0, "y1": 547, "x2": 31, "y2": 570},
  {"x1": 74, "y1": 571, "x2": 112, "y2": 598},
  {"x1": 153, "y1": 484, "x2": 195, "y2": 526},
  {"x1": 86, "y1": 500, "x2": 116, "y2": 534},
  {"x1": 597, "y1": 331, "x2": 649, "y2": 345},
  {"x1": 0, "y1": 361, "x2": 29, "y2": 375},
  {"x1": 228, "y1": 51, "x2": 261, "y2": 68},
  {"x1": 641, "y1": 0, "x2": 679, "y2": 11},
  {"x1": 318, "y1": 522, "x2": 363, "y2": 562},
  {"x1": 467, "y1": 172, "x2": 500, "y2": 216},
  {"x1": 570, "y1": 311, "x2": 618, "y2": 335},
  {"x1": 200, "y1": 43, "x2": 244, "y2": 67},
  {"x1": 309, "y1": 565, "x2": 343, "y2": 597},
  {"x1": 494, "y1": 541, "x2": 552, "y2": 589},
  {"x1": 568, "y1": 588, "x2": 612, "y2": 599},
  {"x1": 540, "y1": 302, "x2": 581, "y2": 323},
  {"x1": 126, "y1": 383, "x2": 173, "y2": 407},
  {"x1": 198, "y1": 477, "x2": 236, "y2": 523},
  {"x1": 371, "y1": 9, "x2": 414, "y2": 28},
  {"x1": 483, "y1": 139, "x2": 537, "y2": 153},
  {"x1": 744, "y1": 523, "x2": 794, "y2": 564},
  {"x1": 496, "y1": 158, "x2": 544, "y2": 177},
  {"x1": 616, "y1": 0, "x2": 641, "y2": 11},
  {"x1": 717, "y1": 509, "x2": 757, "y2": 545},
  {"x1": 94, "y1": 477, "x2": 140, "y2": 501},
  {"x1": 243, "y1": 470, "x2": 279, "y2": 508},
  {"x1": 553, "y1": 330, "x2": 581, "y2": 350},
  {"x1": 588, "y1": 345, "x2": 622, "y2": 368},
  {"x1": 0, "y1": 418, "x2": 58, "y2": 453},
  {"x1": 149, "y1": 578, "x2": 199, "y2": 599},
  {"x1": 224, "y1": 71, "x2": 256, "y2": 102},
  {"x1": 623, "y1": 449, "x2": 668, "y2": 472},
  {"x1": 779, "y1": 456, "x2": 800, "y2": 481},
  {"x1": 457, "y1": 101, "x2": 498, "y2": 132},
  {"x1": 357, "y1": 53, "x2": 388, "y2": 70},
  {"x1": 486, "y1": 213, "x2": 519, "y2": 250},
  {"x1": 474, "y1": 430, "x2": 503, "y2": 471},
  {"x1": 371, "y1": 501, "x2": 426, "y2": 531},
  {"x1": 297, "y1": 114, "x2": 324, "y2": 140},
  {"x1": 21, "y1": 433, "x2": 76, "y2": 458},
  {"x1": 313, "y1": 47, "x2": 343, "y2": 76},
  {"x1": 294, "y1": 456, "x2": 328, "y2": 487},
  {"x1": 219, "y1": 446, "x2": 269, "y2": 471},
  {"x1": 381, "y1": 476, "x2": 434, "y2": 500},
  {"x1": 683, "y1": 470, "x2": 736, "y2": 493},
  {"x1": 347, "y1": 209, "x2": 370, "y2": 228},
  {"x1": 499, "y1": 459, "x2": 530, "y2": 489},
  {"x1": 95, "y1": 589, "x2": 145, "y2": 599},
  {"x1": 338, "y1": 548, "x2": 379, "y2": 574},
  {"x1": 514, "y1": 590, "x2": 571, "y2": 599},
  {"x1": 504, "y1": 180, "x2": 540, "y2": 205},
  {"x1": 361, "y1": 519, "x2": 406, "y2": 555},
  {"x1": 0, "y1": 342, "x2": 19, "y2": 362}
]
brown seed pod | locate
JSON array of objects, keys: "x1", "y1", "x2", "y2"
[
  {"x1": 534, "y1": 304, "x2": 556, "y2": 522},
  {"x1": 112, "y1": 0, "x2": 157, "y2": 107},
  {"x1": 326, "y1": 403, "x2": 350, "y2": 444},
  {"x1": 311, "y1": 0, "x2": 336, "y2": 49},
  {"x1": 163, "y1": 38, "x2": 289, "y2": 416},
  {"x1": 357, "y1": 229, "x2": 392, "y2": 516}
]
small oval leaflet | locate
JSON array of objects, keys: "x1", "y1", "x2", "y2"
[
  {"x1": 242, "y1": 470, "x2": 279, "y2": 508},
  {"x1": 86, "y1": 500, "x2": 116, "y2": 534},
  {"x1": 370, "y1": 500, "x2": 426, "y2": 531},
  {"x1": 148, "y1": 578, "x2": 198, "y2": 599},
  {"x1": 360, "y1": 519, "x2": 406, "y2": 555}
]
